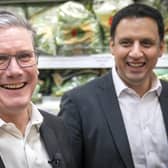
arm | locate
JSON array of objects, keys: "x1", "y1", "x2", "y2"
[{"x1": 58, "y1": 92, "x2": 83, "y2": 168}]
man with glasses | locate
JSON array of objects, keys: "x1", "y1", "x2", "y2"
[{"x1": 0, "y1": 11, "x2": 76, "y2": 168}]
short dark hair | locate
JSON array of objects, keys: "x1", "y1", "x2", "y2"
[{"x1": 110, "y1": 3, "x2": 164, "y2": 41}]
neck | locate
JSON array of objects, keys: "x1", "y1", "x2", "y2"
[
  {"x1": 129, "y1": 74, "x2": 154, "y2": 97},
  {"x1": 0, "y1": 105, "x2": 31, "y2": 135}
]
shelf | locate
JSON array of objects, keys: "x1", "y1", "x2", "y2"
[
  {"x1": 36, "y1": 54, "x2": 168, "y2": 113},
  {"x1": 38, "y1": 53, "x2": 168, "y2": 69},
  {"x1": 38, "y1": 53, "x2": 114, "y2": 69},
  {"x1": 156, "y1": 54, "x2": 168, "y2": 68},
  {"x1": 36, "y1": 96, "x2": 60, "y2": 115},
  {"x1": 0, "y1": 0, "x2": 66, "y2": 4}
]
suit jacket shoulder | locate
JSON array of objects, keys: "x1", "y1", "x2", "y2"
[{"x1": 40, "y1": 110, "x2": 76, "y2": 168}]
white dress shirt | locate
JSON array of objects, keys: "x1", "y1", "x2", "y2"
[
  {"x1": 112, "y1": 67, "x2": 168, "y2": 168},
  {"x1": 0, "y1": 103, "x2": 51, "y2": 168}
]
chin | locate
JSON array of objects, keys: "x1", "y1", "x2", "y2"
[{"x1": 7, "y1": 98, "x2": 30, "y2": 107}]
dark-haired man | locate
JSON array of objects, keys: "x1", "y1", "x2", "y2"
[{"x1": 59, "y1": 3, "x2": 168, "y2": 168}]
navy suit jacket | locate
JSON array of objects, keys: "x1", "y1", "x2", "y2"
[
  {"x1": 59, "y1": 70, "x2": 168, "y2": 168},
  {"x1": 0, "y1": 110, "x2": 76, "y2": 168}
]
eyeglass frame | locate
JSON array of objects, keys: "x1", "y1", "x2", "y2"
[{"x1": 0, "y1": 50, "x2": 38, "y2": 70}]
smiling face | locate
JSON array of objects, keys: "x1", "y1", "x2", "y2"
[
  {"x1": 110, "y1": 17, "x2": 164, "y2": 95},
  {"x1": 0, "y1": 27, "x2": 38, "y2": 116}
]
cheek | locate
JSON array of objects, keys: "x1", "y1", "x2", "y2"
[
  {"x1": 34, "y1": 71, "x2": 39, "y2": 83},
  {"x1": 146, "y1": 49, "x2": 160, "y2": 62},
  {"x1": 114, "y1": 51, "x2": 126, "y2": 65},
  {"x1": 113, "y1": 45, "x2": 129, "y2": 57},
  {"x1": 114, "y1": 56, "x2": 126, "y2": 73},
  {"x1": 29, "y1": 68, "x2": 39, "y2": 84}
]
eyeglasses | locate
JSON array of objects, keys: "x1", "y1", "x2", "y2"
[{"x1": 0, "y1": 51, "x2": 38, "y2": 70}]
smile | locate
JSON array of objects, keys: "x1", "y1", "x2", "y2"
[
  {"x1": 1, "y1": 83, "x2": 26, "y2": 89},
  {"x1": 127, "y1": 62, "x2": 145, "y2": 68}
]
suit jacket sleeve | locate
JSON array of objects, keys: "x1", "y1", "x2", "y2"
[{"x1": 59, "y1": 91, "x2": 83, "y2": 168}]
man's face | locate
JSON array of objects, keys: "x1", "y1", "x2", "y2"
[
  {"x1": 0, "y1": 27, "x2": 38, "y2": 113},
  {"x1": 110, "y1": 17, "x2": 164, "y2": 93}
]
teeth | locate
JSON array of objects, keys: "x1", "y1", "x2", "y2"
[
  {"x1": 128, "y1": 62, "x2": 144, "y2": 67},
  {"x1": 2, "y1": 83, "x2": 25, "y2": 89}
]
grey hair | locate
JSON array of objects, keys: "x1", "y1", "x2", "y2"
[{"x1": 0, "y1": 10, "x2": 36, "y2": 48}]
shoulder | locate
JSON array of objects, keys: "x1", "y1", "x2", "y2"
[
  {"x1": 39, "y1": 109, "x2": 69, "y2": 149},
  {"x1": 160, "y1": 79, "x2": 168, "y2": 96},
  {"x1": 160, "y1": 79, "x2": 168, "y2": 92},
  {"x1": 39, "y1": 110, "x2": 77, "y2": 168},
  {"x1": 161, "y1": 79, "x2": 168, "y2": 87},
  {"x1": 39, "y1": 109, "x2": 64, "y2": 129}
]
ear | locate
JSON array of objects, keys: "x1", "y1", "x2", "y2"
[
  {"x1": 109, "y1": 39, "x2": 115, "y2": 55},
  {"x1": 158, "y1": 40, "x2": 165, "y2": 58},
  {"x1": 37, "y1": 69, "x2": 39, "y2": 75}
]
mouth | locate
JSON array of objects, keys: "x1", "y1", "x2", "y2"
[
  {"x1": 127, "y1": 62, "x2": 146, "y2": 68},
  {"x1": 0, "y1": 83, "x2": 26, "y2": 90}
]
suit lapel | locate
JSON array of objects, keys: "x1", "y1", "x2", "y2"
[
  {"x1": 159, "y1": 80, "x2": 168, "y2": 138},
  {"x1": 40, "y1": 122, "x2": 59, "y2": 161},
  {"x1": 39, "y1": 112, "x2": 67, "y2": 168},
  {"x1": 0, "y1": 156, "x2": 5, "y2": 168},
  {"x1": 97, "y1": 71, "x2": 134, "y2": 168}
]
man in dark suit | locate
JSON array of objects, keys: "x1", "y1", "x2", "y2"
[
  {"x1": 59, "y1": 3, "x2": 168, "y2": 168},
  {"x1": 0, "y1": 11, "x2": 75, "y2": 168}
]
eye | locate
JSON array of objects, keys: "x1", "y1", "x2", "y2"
[
  {"x1": 0, "y1": 55, "x2": 9, "y2": 64},
  {"x1": 119, "y1": 40, "x2": 132, "y2": 47},
  {"x1": 141, "y1": 40, "x2": 154, "y2": 48},
  {"x1": 17, "y1": 52, "x2": 33, "y2": 62}
]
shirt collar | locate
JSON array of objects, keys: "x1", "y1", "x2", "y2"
[
  {"x1": 112, "y1": 66, "x2": 162, "y2": 97},
  {"x1": 28, "y1": 102, "x2": 43, "y2": 130}
]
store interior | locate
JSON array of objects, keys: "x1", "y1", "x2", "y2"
[{"x1": 1, "y1": 0, "x2": 168, "y2": 114}]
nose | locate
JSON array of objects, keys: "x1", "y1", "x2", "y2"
[
  {"x1": 6, "y1": 57, "x2": 23, "y2": 74},
  {"x1": 129, "y1": 42, "x2": 143, "y2": 58}
]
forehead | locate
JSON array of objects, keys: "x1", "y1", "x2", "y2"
[
  {"x1": 115, "y1": 17, "x2": 159, "y2": 39},
  {"x1": 0, "y1": 27, "x2": 33, "y2": 52}
]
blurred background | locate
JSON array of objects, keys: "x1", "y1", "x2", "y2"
[{"x1": 2, "y1": 0, "x2": 168, "y2": 114}]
